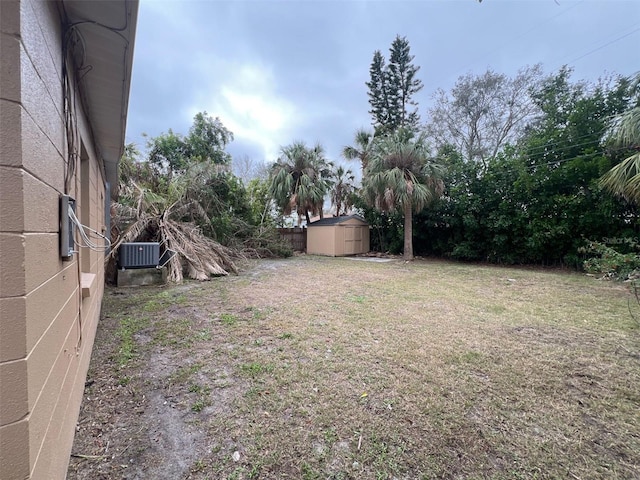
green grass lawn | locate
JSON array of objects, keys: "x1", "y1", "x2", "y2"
[{"x1": 70, "y1": 256, "x2": 640, "y2": 480}]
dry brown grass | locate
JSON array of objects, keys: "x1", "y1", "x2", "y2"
[{"x1": 69, "y1": 256, "x2": 640, "y2": 480}]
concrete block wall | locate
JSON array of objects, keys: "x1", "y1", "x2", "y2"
[{"x1": 1, "y1": 1, "x2": 108, "y2": 478}]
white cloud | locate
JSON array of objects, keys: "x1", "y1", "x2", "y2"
[{"x1": 189, "y1": 63, "x2": 296, "y2": 163}]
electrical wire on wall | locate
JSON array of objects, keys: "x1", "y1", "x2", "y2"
[
  {"x1": 68, "y1": 207, "x2": 111, "y2": 253},
  {"x1": 61, "y1": 0, "x2": 131, "y2": 187},
  {"x1": 59, "y1": 0, "x2": 132, "y2": 353},
  {"x1": 62, "y1": 26, "x2": 83, "y2": 195},
  {"x1": 60, "y1": 20, "x2": 85, "y2": 352}
]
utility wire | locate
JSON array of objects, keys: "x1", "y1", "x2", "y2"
[
  {"x1": 444, "y1": 145, "x2": 634, "y2": 180},
  {"x1": 448, "y1": 0, "x2": 586, "y2": 79},
  {"x1": 566, "y1": 25, "x2": 640, "y2": 66}
]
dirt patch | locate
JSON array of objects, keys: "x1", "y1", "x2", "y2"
[{"x1": 68, "y1": 256, "x2": 640, "y2": 479}]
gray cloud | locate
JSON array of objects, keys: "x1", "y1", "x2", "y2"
[{"x1": 126, "y1": 0, "x2": 640, "y2": 165}]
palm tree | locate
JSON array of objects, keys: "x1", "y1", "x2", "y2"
[
  {"x1": 362, "y1": 128, "x2": 444, "y2": 260},
  {"x1": 111, "y1": 161, "x2": 239, "y2": 282},
  {"x1": 342, "y1": 129, "x2": 375, "y2": 172},
  {"x1": 330, "y1": 165, "x2": 356, "y2": 217},
  {"x1": 600, "y1": 104, "x2": 640, "y2": 203},
  {"x1": 269, "y1": 141, "x2": 333, "y2": 224}
]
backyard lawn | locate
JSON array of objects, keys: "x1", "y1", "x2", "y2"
[{"x1": 68, "y1": 256, "x2": 640, "y2": 479}]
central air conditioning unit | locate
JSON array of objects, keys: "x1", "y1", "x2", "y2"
[{"x1": 118, "y1": 242, "x2": 160, "y2": 269}]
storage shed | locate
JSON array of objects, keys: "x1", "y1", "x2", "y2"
[{"x1": 307, "y1": 215, "x2": 370, "y2": 256}]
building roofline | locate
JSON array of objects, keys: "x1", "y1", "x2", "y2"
[
  {"x1": 61, "y1": 0, "x2": 139, "y2": 199},
  {"x1": 307, "y1": 214, "x2": 368, "y2": 227}
]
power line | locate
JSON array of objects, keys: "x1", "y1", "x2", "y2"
[
  {"x1": 566, "y1": 25, "x2": 640, "y2": 66},
  {"x1": 446, "y1": 145, "x2": 634, "y2": 179},
  {"x1": 449, "y1": 0, "x2": 586, "y2": 79}
]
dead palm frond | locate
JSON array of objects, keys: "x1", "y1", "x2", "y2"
[
  {"x1": 109, "y1": 163, "x2": 241, "y2": 282},
  {"x1": 108, "y1": 211, "x2": 239, "y2": 282}
]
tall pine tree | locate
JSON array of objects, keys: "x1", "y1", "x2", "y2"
[
  {"x1": 366, "y1": 51, "x2": 389, "y2": 133},
  {"x1": 366, "y1": 36, "x2": 423, "y2": 135}
]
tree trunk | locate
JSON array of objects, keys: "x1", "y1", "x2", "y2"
[
  {"x1": 403, "y1": 201, "x2": 413, "y2": 260},
  {"x1": 305, "y1": 211, "x2": 311, "y2": 225}
]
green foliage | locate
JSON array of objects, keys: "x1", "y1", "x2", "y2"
[
  {"x1": 366, "y1": 51, "x2": 388, "y2": 134},
  {"x1": 354, "y1": 197, "x2": 404, "y2": 254},
  {"x1": 147, "y1": 111, "x2": 232, "y2": 176},
  {"x1": 361, "y1": 128, "x2": 444, "y2": 259},
  {"x1": 246, "y1": 178, "x2": 274, "y2": 225},
  {"x1": 342, "y1": 128, "x2": 375, "y2": 173},
  {"x1": 187, "y1": 111, "x2": 233, "y2": 164},
  {"x1": 582, "y1": 240, "x2": 640, "y2": 280},
  {"x1": 269, "y1": 141, "x2": 333, "y2": 224},
  {"x1": 147, "y1": 129, "x2": 191, "y2": 176},
  {"x1": 330, "y1": 165, "x2": 356, "y2": 216},
  {"x1": 387, "y1": 35, "x2": 423, "y2": 131},
  {"x1": 116, "y1": 113, "x2": 292, "y2": 276},
  {"x1": 363, "y1": 129, "x2": 444, "y2": 214},
  {"x1": 366, "y1": 36, "x2": 423, "y2": 134},
  {"x1": 410, "y1": 70, "x2": 639, "y2": 266},
  {"x1": 600, "y1": 74, "x2": 640, "y2": 202}
]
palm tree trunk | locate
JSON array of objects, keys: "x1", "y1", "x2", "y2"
[{"x1": 403, "y1": 201, "x2": 413, "y2": 260}]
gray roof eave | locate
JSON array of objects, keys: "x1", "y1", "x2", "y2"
[{"x1": 61, "y1": 0, "x2": 139, "y2": 200}]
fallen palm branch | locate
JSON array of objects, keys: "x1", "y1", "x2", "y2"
[{"x1": 108, "y1": 205, "x2": 241, "y2": 282}]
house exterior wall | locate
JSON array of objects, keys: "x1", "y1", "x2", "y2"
[{"x1": 1, "y1": 1, "x2": 107, "y2": 478}]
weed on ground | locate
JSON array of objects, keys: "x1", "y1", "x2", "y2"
[{"x1": 68, "y1": 256, "x2": 640, "y2": 479}]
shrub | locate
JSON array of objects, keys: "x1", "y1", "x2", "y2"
[{"x1": 581, "y1": 240, "x2": 640, "y2": 280}]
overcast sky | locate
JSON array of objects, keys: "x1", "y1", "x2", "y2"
[{"x1": 125, "y1": 0, "x2": 640, "y2": 171}]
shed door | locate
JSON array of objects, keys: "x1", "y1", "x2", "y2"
[{"x1": 344, "y1": 226, "x2": 363, "y2": 255}]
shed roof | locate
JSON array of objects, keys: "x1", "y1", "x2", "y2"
[{"x1": 308, "y1": 214, "x2": 368, "y2": 227}]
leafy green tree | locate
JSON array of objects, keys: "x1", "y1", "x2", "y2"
[
  {"x1": 246, "y1": 177, "x2": 274, "y2": 226},
  {"x1": 269, "y1": 141, "x2": 333, "y2": 224},
  {"x1": 187, "y1": 111, "x2": 233, "y2": 165},
  {"x1": 362, "y1": 128, "x2": 444, "y2": 260},
  {"x1": 366, "y1": 36, "x2": 423, "y2": 134},
  {"x1": 147, "y1": 129, "x2": 191, "y2": 176},
  {"x1": 413, "y1": 70, "x2": 638, "y2": 266},
  {"x1": 353, "y1": 197, "x2": 404, "y2": 254},
  {"x1": 147, "y1": 112, "x2": 233, "y2": 176},
  {"x1": 330, "y1": 165, "x2": 356, "y2": 217}
]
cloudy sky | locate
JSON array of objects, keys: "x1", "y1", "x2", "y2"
[{"x1": 125, "y1": 0, "x2": 640, "y2": 171}]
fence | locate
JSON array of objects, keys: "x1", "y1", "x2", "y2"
[{"x1": 278, "y1": 227, "x2": 307, "y2": 251}]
